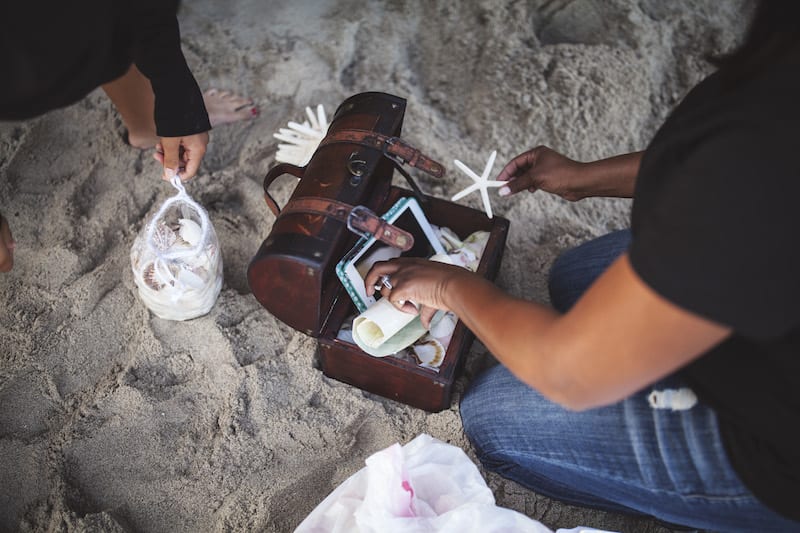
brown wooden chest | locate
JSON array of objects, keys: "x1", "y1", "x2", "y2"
[{"x1": 248, "y1": 92, "x2": 509, "y2": 412}]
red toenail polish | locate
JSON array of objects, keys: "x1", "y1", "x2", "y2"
[{"x1": 251, "y1": 107, "x2": 259, "y2": 116}]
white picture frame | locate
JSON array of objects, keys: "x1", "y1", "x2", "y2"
[{"x1": 336, "y1": 197, "x2": 446, "y2": 313}]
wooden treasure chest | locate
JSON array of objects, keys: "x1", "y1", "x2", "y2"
[{"x1": 248, "y1": 92, "x2": 509, "y2": 412}]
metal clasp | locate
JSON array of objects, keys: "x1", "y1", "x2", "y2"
[
  {"x1": 347, "y1": 152, "x2": 367, "y2": 187},
  {"x1": 346, "y1": 205, "x2": 376, "y2": 239},
  {"x1": 347, "y1": 151, "x2": 367, "y2": 175}
]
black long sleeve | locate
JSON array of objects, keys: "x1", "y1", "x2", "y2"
[
  {"x1": 128, "y1": 1, "x2": 211, "y2": 137},
  {"x1": 0, "y1": 0, "x2": 210, "y2": 137}
]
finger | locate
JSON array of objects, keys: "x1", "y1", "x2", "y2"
[
  {"x1": 0, "y1": 216, "x2": 15, "y2": 272},
  {"x1": 174, "y1": 145, "x2": 188, "y2": 180},
  {"x1": 160, "y1": 137, "x2": 182, "y2": 181},
  {"x1": 419, "y1": 306, "x2": 438, "y2": 329},
  {"x1": 370, "y1": 273, "x2": 392, "y2": 296},
  {"x1": 1, "y1": 215, "x2": 14, "y2": 249},
  {"x1": 180, "y1": 136, "x2": 208, "y2": 181},
  {"x1": 499, "y1": 175, "x2": 538, "y2": 197},
  {"x1": 495, "y1": 149, "x2": 536, "y2": 182},
  {"x1": 392, "y1": 298, "x2": 419, "y2": 315},
  {"x1": 496, "y1": 152, "x2": 538, "y2": 197},
  {"x1": 495, "y1": 157, "x2": 525, "y2": 184},
  {"x1": 0, "y1": 243, "x2": 11, "y2": 272},
  {"x1": 153, "y1": 142, "x2": 165, "y2": 164},
  {"x1": 364, "y1": 261, "x2": 401, "y2": 295},
  {"x1": 501, "y1": 154, "x2": 544, "y2": 196}
]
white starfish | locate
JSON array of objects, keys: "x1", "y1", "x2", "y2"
[
  {"x1": 273, "y1": 104, "x2": 329, "y2": 166},
  {"x1": 450, "y1": 150, "x2": 505, "y2": 219}
]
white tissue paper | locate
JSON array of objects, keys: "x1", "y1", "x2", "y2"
[
  {"x1": 295, "y1": 434, "x2": 553, "y2": 533},
  {"x1": 296, "y1": 434, "x2": 618, "y2": 533}
]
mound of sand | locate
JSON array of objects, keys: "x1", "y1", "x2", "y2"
[{"x1": 0, "y1": 1, "x2": 745, "y2": 531}]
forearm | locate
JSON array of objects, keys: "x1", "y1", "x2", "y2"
[
  {"x1": 442, "y1": 256, "x2": 730, "y2": 411},
  {"x1": 443, "y1": 274, "x2": 565, "y2": 399},
  {"x1": 442, "y1": 263, "x2": 648, "y2": 410},
  {"x1": 575, "y1": 151, "x2": 642, "y2": 199}
]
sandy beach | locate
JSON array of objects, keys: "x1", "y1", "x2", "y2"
[{"x1": 0, "y1": 1, "x2": 745, "y2": 531}]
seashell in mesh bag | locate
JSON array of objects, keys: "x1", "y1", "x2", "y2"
[{"x1": 130, "y1": 176, "x2": 223, "y2": 321}]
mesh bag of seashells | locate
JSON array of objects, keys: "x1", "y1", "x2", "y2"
[{"x1": 130, "y1": 176, "x2": 223, "y2": 320}]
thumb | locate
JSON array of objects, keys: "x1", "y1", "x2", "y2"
[{"x1": 160, "y1": 137, "x2": 181, "y2": 181}]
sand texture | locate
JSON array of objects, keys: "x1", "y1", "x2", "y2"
[{"x1": 0, "y1": 1, "x2": 745, "y2": 531}]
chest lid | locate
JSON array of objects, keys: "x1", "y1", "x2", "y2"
[{"x1": 249, "y1": 92, "x2": 418, "y2": 336}]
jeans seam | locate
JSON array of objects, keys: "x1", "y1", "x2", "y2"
[{"x1": 484, "y1": 446, "x2": 756, "y2": 506}]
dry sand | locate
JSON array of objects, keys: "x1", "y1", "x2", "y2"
[{"x1": 0, "y1": 1, "x2": 746, "y2": 531}]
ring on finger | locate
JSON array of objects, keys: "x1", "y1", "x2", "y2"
[{"x1": 375, "y1": 275, "x2": 394, "y2": 291}]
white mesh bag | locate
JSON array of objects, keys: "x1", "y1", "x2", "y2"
[{"x1": 130, "y1": 177, "x2": 223, "y2": 320}]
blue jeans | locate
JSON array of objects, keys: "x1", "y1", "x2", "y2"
[{"x1": 460, "y1": 230, "x2": 800, "y2": 532}]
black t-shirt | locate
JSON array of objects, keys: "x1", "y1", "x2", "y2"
[
  {"x1": 630, "y1": 50, "x2": 800, "y2": 521},
  {"x1": 0, "y1": 0, "x2": 210, "y2": 137}
]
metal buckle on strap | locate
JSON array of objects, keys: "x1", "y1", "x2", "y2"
[
  {"x1": 346, "y1": 205, "x2": 377, "y2": 239},
  {"x1": 381, "y1": 136, "x2": 407, "y2": 165},
  {"x1": 346, "y1": 204, "x2": 414, "y2": 251}
]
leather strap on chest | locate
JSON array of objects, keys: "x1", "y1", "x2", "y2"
[
  {"x1": 318, "y1": 129, "x2": 445, "y2": 178},
  {"x1": 281, "y1": 197, "x2": 414, "y2": 251}
]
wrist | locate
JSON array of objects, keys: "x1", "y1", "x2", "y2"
[
  {"x1": 577, "y1": 153, "x2": 641, "y2": 199},
  {"x1": 441, "y1": 270, "x2": 492, "y2": 318}
]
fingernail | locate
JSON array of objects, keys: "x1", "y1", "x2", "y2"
[
  {"x1": 164, "y1": 168, "x2": 175, "y2": 180},
  {"x1": 498, "y1": 186, "x2": 511, "y2": 197}
]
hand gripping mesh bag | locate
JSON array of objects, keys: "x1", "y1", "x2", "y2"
[{"x1": 130, "y1": 177, "x2": 223, "y2": 320}]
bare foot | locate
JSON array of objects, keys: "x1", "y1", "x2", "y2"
[
  {"x1": 123, "y1": 89, "x2": 257, "y2": 149},
  {"x1": 203, "y1": 89, "x2": 259, "y2": 127}
]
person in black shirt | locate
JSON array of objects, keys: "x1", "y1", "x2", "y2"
[
  {"x1": 0, "y1": 1, "x2": 257, "y2": 273},
  {"x1": 365, "y1": 0, "x2": 800, "y2": 530}
]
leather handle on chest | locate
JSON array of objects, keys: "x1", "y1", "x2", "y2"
[
  {"x1": 262, "y1": 163, "x2": 305, "y2": 217},
  {"x1": 281, "y1": 197, "x2": 414, "y2": 251},
  {"x1": 319, "y1": 129, "x2": 445, "y2": 178}
]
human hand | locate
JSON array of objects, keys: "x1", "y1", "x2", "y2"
[
  {"x1": 496, "y1": 145, "x2": 587, "y2": 201},
  {"x1": 153, "y1": 131, "x2": 210, "y2": 182},
  {"x1": 364, "y1": 258, "x2": 475, "y2": 328},
  {"x1": 0, "y1": 213, "x2": 16, "y2": 273}
]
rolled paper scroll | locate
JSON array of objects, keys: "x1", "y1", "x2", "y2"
[
  {"x1": 353, "y1": 298, "x2": 417, "y2": 353},
  {"x1": 352, "y1": 299, "x2": 446, "y2": 357},
  {"x1": 354, "y1": 298, "x2": 415, "y2": 348}
]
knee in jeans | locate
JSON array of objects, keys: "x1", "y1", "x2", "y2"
[
  {"x1": 461, "y1": 384, "x2": 518, "y2": 462},
  {"x1": 459, "y1": 383, "x2": 486, "y2": 437},
  {"x1": 461, "y1": 382, "x2": 500, "y2": 447}
]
